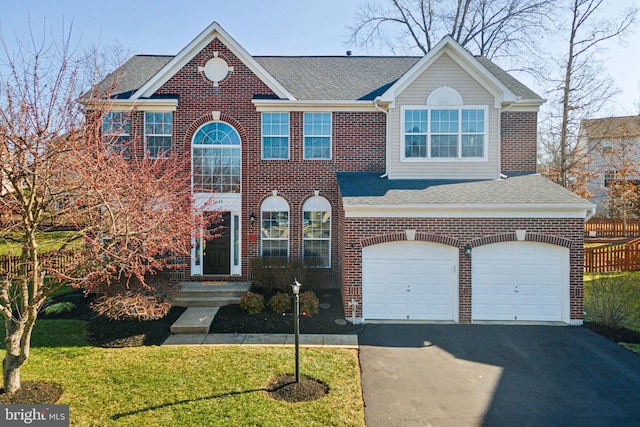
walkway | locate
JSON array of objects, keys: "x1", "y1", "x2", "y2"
[{"x1": 163, "y1": 333, "x2": 358, "y2": 348}]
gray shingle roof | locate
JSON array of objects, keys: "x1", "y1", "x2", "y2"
[
  {"x1": 338, "y1": 173, "x2": 591, "y2": 207},
  {"x1": 92, "y1": 55, "x2": 173, "y2": 99},
  {"x1": 254, "y1": 56, "x2": 419, "y2": 100},
  {"x1": 582, "y1": 115, "x2": 640, "y2": 140},
  {"x1": 94, "y1": 53, "x2": 541, "y2": 102}
]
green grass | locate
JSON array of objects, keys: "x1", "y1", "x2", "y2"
[
  {"x1": 620, "y1": 343, "x2": 640, "y2": 355},
  {"x1": 0, "y1": 231, "x2": 82, "y2": 256},
  {"x1": 3, "y1": 321, "x2": 365, "y2": 426}
]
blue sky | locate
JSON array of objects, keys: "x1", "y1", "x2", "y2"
[{"x1": 1, "y1": 0, "x2": 638, "y2": 115}]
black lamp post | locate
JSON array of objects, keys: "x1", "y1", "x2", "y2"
[{"x1": 291, "y1": 279, "x2": 302, "y2": 383}]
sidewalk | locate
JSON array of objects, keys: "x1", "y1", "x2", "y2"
[{"x1": 163, "y1": 333, "x2": 358, "y2": 348}]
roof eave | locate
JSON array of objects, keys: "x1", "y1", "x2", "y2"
[
  {"x1": 343, "y1": 203, "x2": 596, "y2": 219},
  {"x1": 252, "y1": 99, "x2": 378, "y2": 112}
]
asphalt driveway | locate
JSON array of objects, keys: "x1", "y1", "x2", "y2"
[{"x1": 359, "y1": 324, "x2": 640, "y2": 426}]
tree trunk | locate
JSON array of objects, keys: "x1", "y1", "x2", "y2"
[{"x1": 3, "y1": 319, "x2": 26, "y2": 394}]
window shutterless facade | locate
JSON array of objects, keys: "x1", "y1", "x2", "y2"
[
  {"x1": 303, "y1": 112, "x2": 331, "y2": 160},
  {"x1": 145, "y1": 112, "x2": 173, "y2": 158},
  {"x1": 260, "y1": 196, "x2": 289, "y2": 259},
  {"x1": 261, "y1": 113, "x2": 289, "y2": 159},
  {"x1": 102, "y1": 112, "x2": 130, "y2": 157},
  {"x1": 402, "y1": 106, "x2": 487, "y2": 160},
  {"x1": 192, "y1": 122, "x2": 241, "y2": 193},
  {"x1": 302, "y1": 196, "x2": 331, "y2": 268}
]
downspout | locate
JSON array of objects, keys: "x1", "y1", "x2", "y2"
[{"x1": 374, "y1": 97, "x2": 389, "y2": 178}]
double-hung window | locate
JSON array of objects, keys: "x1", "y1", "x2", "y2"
[
  {"x1": 145, "y1": 112, "x2": 172, "y2": 158},
  {"x1": 102, "y1": 112, "x2": 130, "y2": 157},
  {"x1": 304, "y1": 112, "x2": 331, "y2": 159},
  {"x1": 261, "y1": 196, "x2": 289, "y2": 260},
  {"x1": 403, "y1": 107, "x2": 486, "y2": 160},
  {"x1": 262, "y1": 113, "x2": 289, "y2": 159},
  {"x1": 302, "y1": 196, "x2": 331, "y2": 268}
]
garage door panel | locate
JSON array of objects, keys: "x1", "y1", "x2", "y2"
[
  {"x1": 362, "y1": 241, "x2": 458, "y2": 321},
  {"x1": 472, "y1": 242, "x2": 568, "y2": 322}
]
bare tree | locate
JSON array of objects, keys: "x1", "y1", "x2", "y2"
[
  {"x1": 0, "y1": 24, "x2": 214, "y2": 393},
  {"x1": 539, "y1": 0, "x2": 637, "y2": 189},
  {"x1": 346, "y1": 0, "x2": 555, "y2": 62}
]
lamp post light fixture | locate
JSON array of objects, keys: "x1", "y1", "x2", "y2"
[{"x1": 291, "y1": 279, "x2": 302, "y2": 383}]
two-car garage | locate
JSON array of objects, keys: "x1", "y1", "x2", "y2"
[{"x1": 361, "y1": 240, "x2": 570, "y2": 323}]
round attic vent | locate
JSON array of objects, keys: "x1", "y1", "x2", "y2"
[{"x1": 202, "y1": 57, "x2": 231, "y2": 86}]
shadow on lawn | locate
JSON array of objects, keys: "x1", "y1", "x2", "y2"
[{"x1": 111, "y1": 388, "x2": 269, "y2": 420}]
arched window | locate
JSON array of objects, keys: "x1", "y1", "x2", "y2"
[
  {"x1": 192, "y1": 122, "x2": 241, "y2": 193},
  {"x1": 261, "y1": 196, "x2": 289, "y2": 259},
  {"x1": 302, "y1": 196, "x2": 331, "y2": 267}
]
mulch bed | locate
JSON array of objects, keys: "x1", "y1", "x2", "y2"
[
  {"x1": 0, "y1": 381, "x2": 63, "y2": 404},
  {"x1": 267, "y1": 374, "x2": 329, "y2": 402},
  {"x1": 209, "y1": 287, "x2": 361, "y2": 335},
  {"x1": 583, "y1": 322, "x2": 640, "y2": 344}
]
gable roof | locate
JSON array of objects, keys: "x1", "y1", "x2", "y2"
[
  {"x1": 582, "y1": 115, "x2": 640, "y2": 140},
  {"x1": 377, "y1": 36, "x2": 542, "y2": 108},
  {"x1": 89, "y1": 23, "x2": 541, "y2": 104},
  {"x1": 131, "y1": 22, "x2": 294, "y2": 100}
]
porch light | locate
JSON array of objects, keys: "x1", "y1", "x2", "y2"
[
  {"x1": 464, "y1": 244, "x2": 472, "y2": 258},
  {"x1": 249, "y1": 212, "x2": 256, "y2": 226}
]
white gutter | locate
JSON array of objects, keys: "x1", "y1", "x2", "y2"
[{"x1": 252, "y1": 99, "x2": 378, "y2": 112}]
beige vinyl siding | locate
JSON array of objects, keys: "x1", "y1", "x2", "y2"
[{"x1": 388, "y1": 53, "x2": 500, "y2": 179}]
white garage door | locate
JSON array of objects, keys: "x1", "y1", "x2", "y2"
[
  {"x1": 472, "y1": 242, "x2": 569, "y2": 322},
  {"x1": 362, "y1": 241, "x2": 458, "y2": 321}
]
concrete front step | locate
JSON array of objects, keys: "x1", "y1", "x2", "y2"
[
  {"x1": 172, "y1": 296, "x2": 242, "y2": 307},
  {"x1": 171, "y1": 281, "x2": 251, "y2": 307},
  {"x1": 170, "y1": 307, "x2": 219, "y2": 334}
]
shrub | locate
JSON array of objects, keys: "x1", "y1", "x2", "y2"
[
  {"x1": 240, "y1": 291, "x2": 265, "y2": 315},
  {"x1": 268, "y1": 292, "x2": 291, "y2": 315},
  {"x1": 251, "y1": 257, "x2": 308, "y2": 292},
  {"x1": 585, "y1": 274, "x2": 640, "y2": 329},
  {"x1": 43, "y1": 301, "x2": 76, "y2": 316},
  {"x1": 299, "y1": 291, "x2": 319, "y2": 318}
]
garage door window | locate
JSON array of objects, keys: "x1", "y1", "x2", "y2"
[
  {"x1": 302, "y1": 196, "x2": 331, "y2": 267},
  {"x1": 261, "y1": 196, "x2": 289, "y2": 260}
]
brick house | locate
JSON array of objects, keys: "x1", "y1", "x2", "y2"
[{"x1": 89, "y1": 22, "x2": 594, "y2": 325}]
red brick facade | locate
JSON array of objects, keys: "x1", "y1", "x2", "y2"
[
  {"x1": 500, "y1": 111, "x2": 538, "y2": 174},
  {"x1": 111, "y1": 33, "x2": 585, "y2": 324}
]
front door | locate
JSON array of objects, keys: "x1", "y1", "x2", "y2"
[{"x1": 203, "y1": 212, "x2": 231, "y2": 275}]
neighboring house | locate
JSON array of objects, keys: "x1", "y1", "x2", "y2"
[
  {"x1": 581, "y1": 115, "x2": 640, "y2": 216},
  {"x1": 86, "y1": 22, "x2": 594, "y2": 325}
]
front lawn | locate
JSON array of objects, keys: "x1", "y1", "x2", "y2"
[
  {"x1": 0, "y1": 230, "x2": 82, "y2": 256},
  {"x1": 4, "y1": 320, "x2": 365, "y2": 426}
]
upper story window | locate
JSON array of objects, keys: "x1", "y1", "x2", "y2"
[
  {"x1": 302, "y1": 196, "x2": 331, "y2": 268},
  {"x1": 145, "y1": 112, "x2": 173, "y2": 158},
  {"x1": 192, "y1": 122, "x2": 241, "y2": 193},
  {"x1": 102, "y1": 112, "x2": 130, "y2": 157},
  {"x1": 404, "y1": 107, "x2": 486, "y2": 159},
  {"x1": 261, "y1": 196, "x2": 289, "y2": 260},
  {"x1": 304, "y1": 112, "x2": 331, "y2": 160},
  {"x1": 262, "y1": 113, "x2": 289, "y2": 160},
  {"x1": 403, "y1": 86, "x2": 486, "y2": 161}
]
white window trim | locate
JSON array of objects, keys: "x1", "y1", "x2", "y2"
[
  {"x1": 400, "y1": 105, "x2": 489, "y2": 162},
  {"x1": 144, "y1": 112, "x2": 173, "y2": 159},
  {"x1": 260, "y1": 196, "x2": 290, "y2": 259},
  {"x1": 303, "y1": 112, "x2": 332, "y2": 160},
  {"x1": 302, "y1": 196, "x2": 332, "y2": 268},
  {"x1": 191, "y1": 121, "x2": 242, "y2": 194},
  {"x1": 103, "y1": 112, "x2": 131, "y2": 157},
  {"x1": 261, "y1": 112, "x2": 290, "y2": 160}
]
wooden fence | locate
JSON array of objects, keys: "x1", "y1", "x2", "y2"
[
  {"x1": 0, "y1": 251, "x2": 85, "y2": 276},
  {"x1": 585, "y1": 219, "x2": 640, "y2": 237},
  {"x1": 584, "y1": 243, "x2": 640, "y2": 273}
]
